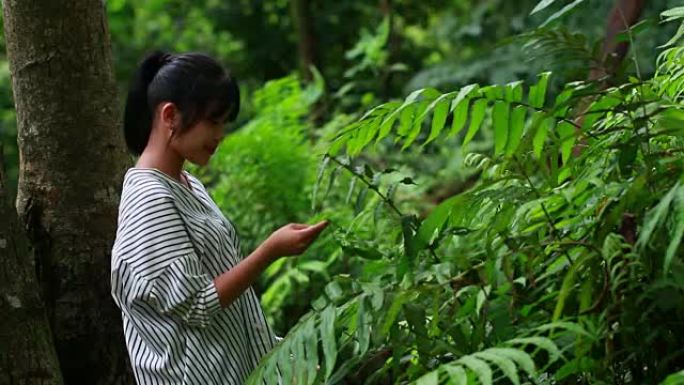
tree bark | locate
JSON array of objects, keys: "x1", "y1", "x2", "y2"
[
  {"x1": 290, "y1": 0, "x2": 317, "y2": 81},
  {"x1": 573, "y1": 0, "x2": 646, "y2": 157},
  {"x1": 379, "y1": 0, "x2": 396, "y2": 100},
  {"x1": 0, "y1": 142, "x2": 64, "y2": 385},
  {"x1": 2, "y1": 1, "x2": 134, "y2": 384},
  {"x1": 590, "y1": 0, "x2": 647, "y2": 81}
]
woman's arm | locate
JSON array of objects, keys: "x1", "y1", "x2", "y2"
[
  {"x1": 213, "y1": 221, "x2": 329, "y2": 308},
  {"x1": 213, "y1": 242, "x2": 273, "y2": 307}
]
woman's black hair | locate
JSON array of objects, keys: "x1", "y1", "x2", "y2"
[{"x1": 123, "y1": 50, "x2": 240, "y2": 156}]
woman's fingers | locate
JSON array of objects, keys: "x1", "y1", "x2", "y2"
[{"x1": 301, "y1": 220, "x2": 329, "y2": 240}]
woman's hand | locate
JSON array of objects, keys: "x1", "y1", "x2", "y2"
[
  {"x1": 214, "y1": 220, "x2": 330, "y2": 308},
  {"x1": 261, "y1": 220, "x2": 330, "y2": 261}
]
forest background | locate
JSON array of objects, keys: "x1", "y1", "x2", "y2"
[{"x1": 2, "y1": 0, "x2": 684, "y2": 384}]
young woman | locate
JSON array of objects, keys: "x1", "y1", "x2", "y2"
[{"x1": 110, "y1": 51, "x2": 328, "y2": 385}]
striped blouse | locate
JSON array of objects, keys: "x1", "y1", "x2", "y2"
[{"x1": 110, "y1": 167, "x2": 277, "y2": 385}]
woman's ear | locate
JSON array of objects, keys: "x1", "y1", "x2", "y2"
[{"x1": 160, "y1": 102, "x2": 180, "y2": 135}]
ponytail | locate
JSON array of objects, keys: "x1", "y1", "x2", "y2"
[
  {"x1": 123, "y1": 51, "x2": 240, "y2": 157},
  {"x1": 123, "y1": 51, "x2": 171, "y2": 157}
]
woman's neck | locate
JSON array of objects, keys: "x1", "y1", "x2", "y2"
[{"x1": 135, "y1": 151, "x2": 185, "y2": 184}]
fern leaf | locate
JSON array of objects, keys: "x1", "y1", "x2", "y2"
[
  {"x1": 416, "y1": 371, "x2": 439, "y2": 385},
  {"x1": 529, "y1": 72, "x2": 551, "y2": 109},
  {"x1": 665, "y1": 184, "x2": 684, "y2": 273},
  {"x1": 303, "y1": 318, "x2": 319, "y2": 385},
  {"x1": 312, "y1": 156, "x2": 330, "y2": 210},
  {"x1": 463, "y1": 98, "x2": 488, "y2": 147},
  {"x1": 505, "y1": 81, "x2": 524, "y2": 102},
  {"x1": 320, "y1": 306, "x2": 337, "y2": 380},
  {"x1": 531, "y1": 0, "x2": 559, "y2": 14},
  {"x1": 443, "y1": 365, "x2": 467, "y2": 385},
  {"x1": 533, "y1": 116, "x2": 553, "y2": 159},
  {"x1": 535, "y1": 321, "x2": 592, "y2": 338},
  {"x1": 381, "y1": 292, "x2": 408, "y2": 336},
  {"x1": 485, "y1": 347, "x2": 536, "y2": 375},
  {"x1": 507, "y1": 337, "x2": 561, "y2": 362},
  {"x1": 493, "y1": 100, "x2": 510, "y2": 156},
  {"x1": 553, "y1": 253, "x2": 592, "y2": 320},
  {"x1": 398, "y1": 104, "x2": 417, "y2": 137},
  {"x1": 540, "y1": 0, "x2": 586, "y2": 27},
  {"x1": 417, "y1": 195, "x2": 462, "y2": 247},
  {"x1": 449, "y1": 85, "x2": 478, "y2": 137},
  {"x1": 355, "y1": 295, "x2": 371, "y2": 356},
  {"x1": 458, "y1": 356, "x2": 493, "y2": 385},
  {"x1": 661, "y1": 369, "x2": 684, "y2": 385},
  {"x1": 450, "y1": 97, "x2": 471, "y2": 138},
  {"x1": 376, "y1": 106, "x2": 400, "y2": 144},
  {"x1": 557, "y1": 121, "x2": 576, "y2": 164},
  {"x1": 278, "y1": 342, "x2": 294, "y2": 385},
  {"x1": 423, "y1": 96, "x2": 452, "y2": 146},
  {"x1": 474, "y1": 350, "x2": 520, "y2": 385},
  {"x1": 506, "y1": 106, "x2": 527, "y2": 156},
  {"x1": 294, "y1": 331, "x2": 307, "y2": 385},
  {"x1": 638, "y1": 182, "x2": 679, "y2": 250}
]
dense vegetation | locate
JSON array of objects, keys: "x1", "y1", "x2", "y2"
[
  {"x1": 237, "y1": 3, "x2": 684, "y2": 385},
  {"x1": 2, "y1": 0, "x2": 684, "y2": 383}
]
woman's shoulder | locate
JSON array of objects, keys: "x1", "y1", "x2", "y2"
[
  {"x1": 119, "y1": 169, "x2": 175, "y2": 211},
  {"x1": 122, "y1": 167, "x2": 177, "y2": 193}
]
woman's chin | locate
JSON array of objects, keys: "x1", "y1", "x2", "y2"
[{"x1": 186, "y1": 154, "x2": 210, "y2": 167}]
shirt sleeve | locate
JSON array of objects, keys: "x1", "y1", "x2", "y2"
[{"x1": 110, "y1": 184, "x2": 222, "y2": 328}]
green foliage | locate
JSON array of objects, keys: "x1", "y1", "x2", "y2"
[
  {"x1": 662, "y1": 7, "x2": 684, "y2": 47},
  {"x1": 326, "y1": 71, "x2": 557, "y2": 159},
  {"x1": 663, "y1": 370, "x2": 684, "y2": 385},
  {"x1": 206, "y1": 74, "x2": 317, "y2": 246},
  {"x1": 244, "y1": 6, "x2": 684, "y2": 384},
  {"x1": 4, "y1": 0, "x2": 684, "y2": 383},
  {"x1": 195, "y1": 74, "x2": 330, "y2": 332},
  {"x1": 344, "y1": 17, "x2": 391, "y2": 79},
  {"x1": 106, "y1": 0, "x2": 244, "y2": 88}
]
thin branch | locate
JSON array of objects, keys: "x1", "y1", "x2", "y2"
[{"x1": 328, "y1": 155, "x2": 404, "y2": 218}]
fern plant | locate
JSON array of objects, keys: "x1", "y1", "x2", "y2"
[{"x1": 244, "y1": 5, "x2": 684, "y2": 385}]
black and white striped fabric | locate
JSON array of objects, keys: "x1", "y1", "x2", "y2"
[{"x1": 111, "y1": 167, "x2": 277, "y2": 385}]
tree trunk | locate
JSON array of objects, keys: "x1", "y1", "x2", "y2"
[
  {"x1": 573, "y1": 0, "x2": 646, "y2": 157},
  {"x1": 590, "y1": 0, "x2": 647, "y2": 81},
  {"x1": 290, "y1": 0, "x2": 317, "y2": 81},
  {"x1": 0, "y1": 142, "x2": 64, "y2": 385},
  {"x1": 379, "y1": 0, "x2": 396, "y2": 100},
  {"x1": 2, "y1": 1, "x2": 134, "y2": 384}
]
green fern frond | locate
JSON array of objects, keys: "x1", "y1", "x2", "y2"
[
  {"x1": 411, "y1": 334, "x2": 566, "y2": 385},
  {"x1": 326, "y1": 72, "x2": 567, "y2": 160}
]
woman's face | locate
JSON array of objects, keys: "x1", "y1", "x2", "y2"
[
  {"x1": 161, "y1": 102, "x2": 228, "y2": 166},
  {"x1": 173, "y1": 117, "x2": 226, "y2": 166}
]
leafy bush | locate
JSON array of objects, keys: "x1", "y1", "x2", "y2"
[
  {"x1": 245, "y1": 6, "x2": 684, "y2": 385},
  {"x1": 208, "y1": 75, "x2": 315, "y2": 253}
]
